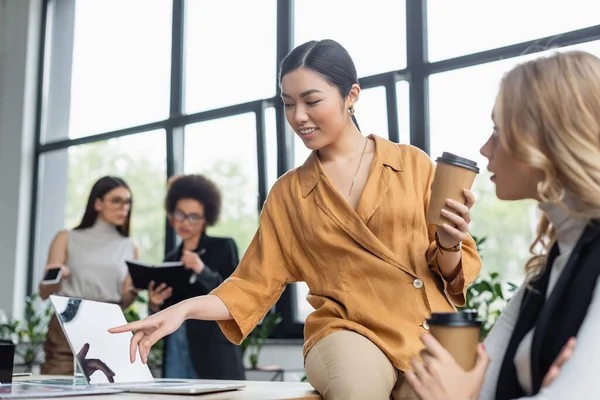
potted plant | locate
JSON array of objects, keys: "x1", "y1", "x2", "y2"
[
  {"x1": 0, "y1": 293, "x2": 53, "y2": 372},
  {"x1": 241, "y1": 311, "x2": 282, "y2": 370},
  {"x1": 459, "y1": 235, "x2": 518, "y2": 340}
]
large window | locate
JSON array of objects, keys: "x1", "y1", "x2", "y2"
[
  {"x1": 429, "y1": 39, "x2": 600, "y2": 282},
  {"x1": 184, "y1": 1, "x2": 277, "y2": 113},
  {"x1": 62, "y1": 1, "x2": 172, "y2": 141},
  {"x1": 184, "y1": 114, "x2": 259, "y2": 254},
  {"x1": 427, "y1": 0, "x2": 600, "y2": 62},
  {"x1": 32, "y1": 0, "x2": 600, "y2": 339},
  {"x1": 34, "y1": 131, "x2": 167, "y2": 285},
  {"x1": 295, "y1": 0, "x2": 407, "y2": 76}
]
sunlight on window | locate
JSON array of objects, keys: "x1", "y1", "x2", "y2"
[
  {"x1": 428, "y1": 0, "x2": 600, "y2": 61},
  {"x1": 265, "y1": 107, "x2": 278, "y2": 191},
  {"x1": 184, "y1": 114, "x2": 259, "y2": 254},
  {"x1": 34, "y1": 130, "x2": 167, "y2": 285},
  {"x1": 184, "y1": 0, "x2": 277, "y2": 113},
  {"x1": 356, "y1": 86, "x2": 389, "y2": 139},
  {"x1": 295, "y1": 0, "x2": 407, "y2": 77},
  {"x1": 396, "y1": 81, "x2": 410, "y2": 144},
  {"x1": 66, "y1": 1, "x2": 172, "y2": 139},
  {"x1": 429, "y1": 40, "x2": 600, "y2": 281}
]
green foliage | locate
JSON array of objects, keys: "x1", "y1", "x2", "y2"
[
  {"x1": 0, "y1": 293, "x2": 53, "y2": 370},
  {"x1": 193, "y1": 159, "x2": 259, "y2": 254},
  {"x1": 66, "y1": 141, "x2": 166, "y2": 264},
  {"x1": 241, "y1": 312, "x2": 282, "y2": 369},
  {"x1": 65, "y1": 138, "x2": 260, "y2": 264},
  {"x1": 460, "y1": 235, "x2": 518, "y2": 340},
  {"x1": 64, "y1": 139, "x2": 262, "y2": 374},
  {"x1": 468, "y1": 172, "x2": 536, "y2": 280}
]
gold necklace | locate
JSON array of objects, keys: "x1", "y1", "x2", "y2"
[{"x1": 348, "y1": 137, "x2": 369, "y2": 197}]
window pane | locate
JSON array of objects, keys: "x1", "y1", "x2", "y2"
[
  {"x1": 184, "y1": 114, "x2": 259, "y2": 254},
  {"x1": 295, "y1": 282, "x2": 313, "y2": 323},
  {"x1": 396, "y1": 81, "x2": 410, "y2": 144},
  {"x1": 428, "y1": 0, "x2": 600, "y2": 62},
  {"x1": 293, "y1": 133, "x2": 312, "y2": 169},
  {"x1": 265, "y1": 108, "x2": 278, "y2": 191},
  {"x1": 429, "y1": 41, "x2": 600, "y2": 281},
  {"x1": 184, "y1": 1, "x2": 277, "y2": 113},
  {"x1": 294, "y1": 0, "x2": 407, "y2": 77},
  {"x1": 356, "y1": 86, "x2": 388, "y2": 139},
  {"x1": 34, "y1": 131, "x2": 167, "y2": 286},
  {"x1": 63, "y1": 1, "x2": 172, "y2": 140}
]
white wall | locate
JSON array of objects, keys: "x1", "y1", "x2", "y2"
[{"x1": 0, "y1": 0, "x2": 43, "y2": 319}]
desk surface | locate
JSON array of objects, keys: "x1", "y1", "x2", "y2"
[{"x1": 15, "y1": 376, "x2": 322, "y2": 400}]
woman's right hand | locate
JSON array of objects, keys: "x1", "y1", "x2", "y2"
[
  {"x1": 108, "y1": 303, "x2": 187, "y2": 364},
  {"x1": 147, "y1": 281, "x2": 173, "y2": 313},
  {"x1": 541, "y1": 337, "x2": 577, "y2": 388},
  {"x1": 45, "y1": 264, "x2": 70, "y2": 279}
]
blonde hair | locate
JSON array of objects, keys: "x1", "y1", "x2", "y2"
[{"x1": 495, "y1": 50, "x2": 600, "y2": 276}]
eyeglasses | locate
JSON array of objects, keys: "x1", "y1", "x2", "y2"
[
  {"x1": 172, "y1": 210, "x2": 204, "y2": 225},
  {"x1": 104, "y1": 196, "x2": 132, "y2": 208}
]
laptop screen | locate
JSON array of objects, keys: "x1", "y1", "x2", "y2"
[{"x1": 49, "y1": 295, "x2": 154, "y2": 385}]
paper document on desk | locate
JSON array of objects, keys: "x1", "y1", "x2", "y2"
[{"x1": 0, "y1": 382, "x2": 121, "y2": 398}]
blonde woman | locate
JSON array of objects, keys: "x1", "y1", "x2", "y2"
[{"x1": 406, "y1": 50, "x2": 600, "y2": 399}]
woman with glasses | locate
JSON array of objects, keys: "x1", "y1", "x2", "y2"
[
  {"x1": 40, "y1": 176, "x2": 139, "y2": 375},
  {"x1": 148, "y1": 173, "x2": 244, "y2": 380}
]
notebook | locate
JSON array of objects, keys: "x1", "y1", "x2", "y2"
[
  {"x1": 125, "y1": 260, "x2": 194, "y2": 291},
  {"x1": 42, "y1": 295, "x2": 244, "y2": 395}
]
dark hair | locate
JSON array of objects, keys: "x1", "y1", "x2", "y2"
[
  {"x1": 75, "y1": 176, "x2": 132, "y2": 237},
  {"x1": 279, "y1": 39, "x2": 360, "y2": 130},
  {"x1": 165, "y1": 174, "x2": 222, "y2": 228}
]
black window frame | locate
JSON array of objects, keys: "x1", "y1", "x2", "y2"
[{"x1": 28, "y1": 0, "x2": 600, "y2": 339}]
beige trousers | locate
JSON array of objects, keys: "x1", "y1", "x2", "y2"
[{"x1": 305, "y1": 330, "x2": 419, "y2": 400}]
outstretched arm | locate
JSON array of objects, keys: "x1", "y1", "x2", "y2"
[{"x1": 109, "y1": 294, "x2": 231, "y2": 364}]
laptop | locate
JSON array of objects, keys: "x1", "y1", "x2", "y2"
[{"x1": 40, "y1": 295, "x2": 245, "y2": 395}]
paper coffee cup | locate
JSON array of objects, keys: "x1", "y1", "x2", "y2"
[
  {"x1": 426, "y1": 152, "x2": 479, "y2": 226},
  {"x1": 427, "y1": 311, "x2": 481, "y2": 371}
]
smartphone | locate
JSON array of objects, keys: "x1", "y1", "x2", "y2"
[{"x1": 41, "y1": 267, "x2": 62, "y2": 285}]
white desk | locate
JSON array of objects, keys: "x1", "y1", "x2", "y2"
[{"x1": 15, "y1": 376, "x2": 322, "y2": 400}]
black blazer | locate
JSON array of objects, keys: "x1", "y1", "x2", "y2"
[
  {"x1": 161, "y1": 234, "x2": 245, "y2": 380},
  {"x1": 496, "y1": 221, "x2": 600, "y2": 399}
]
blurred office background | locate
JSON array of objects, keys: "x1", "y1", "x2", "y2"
[{"x1": 2, "y1": 0, "x2": 600, "y2": 380}]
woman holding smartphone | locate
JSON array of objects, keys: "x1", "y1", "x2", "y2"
[{"x1": 40, "y1": 176, "x2": 139, "y2": 375}]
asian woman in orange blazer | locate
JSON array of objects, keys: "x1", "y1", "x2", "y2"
[{"x1": 111, "y1": 39, "x2": 482, "y2": 400}]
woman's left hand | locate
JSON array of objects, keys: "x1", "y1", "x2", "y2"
[
  {"x1": 405, "y1": 334, "x2": 490, "y2": 400},
  {"x1": 436, "y1": 189, "x2": 476, "y2": 248}
]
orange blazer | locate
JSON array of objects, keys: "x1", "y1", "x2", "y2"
[{"x1": 212, "y1": 134, "x2": 481, "y2": 370}]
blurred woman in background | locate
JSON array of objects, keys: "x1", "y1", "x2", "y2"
[
  {"x1": 40, "y1": 176, "x2": 139, "y2": 374},
  {"x1": 148, "y1": 174, "x2": 244, "y2": 380}
]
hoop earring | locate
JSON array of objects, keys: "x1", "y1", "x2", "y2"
[
  {"x1": 348, "y1": 107, "x2": 355, "y2": 116},
  {"x1": 537, "y1": 180, "x2": 566, "y2": 204}
]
